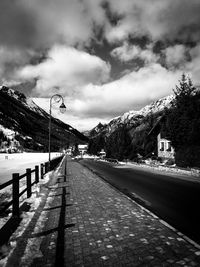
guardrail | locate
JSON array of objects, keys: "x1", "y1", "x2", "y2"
[{"x1": 0, "y1": 155, "x2": 64, "y2": 218}]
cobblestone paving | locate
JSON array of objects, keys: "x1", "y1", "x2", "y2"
[{"x1": 6, "y1": 158, "x2": 200, "y2": 266}]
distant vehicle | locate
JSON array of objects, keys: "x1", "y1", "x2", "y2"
[{"x1": 99, "y1": 149, "x2": 106, "y2": 159}]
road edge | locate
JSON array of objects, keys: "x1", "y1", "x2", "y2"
[{"x1": 79, "y1": 160, "x2": 200, "y2": 250}]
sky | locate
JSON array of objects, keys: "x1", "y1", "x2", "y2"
[{"x1": 1, "y1": 0, "x2": 200, "y2": 131}]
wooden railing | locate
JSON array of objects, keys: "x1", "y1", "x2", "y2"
[{"x1": 0, "y1": 155, "x2": 64, "y2": 218}]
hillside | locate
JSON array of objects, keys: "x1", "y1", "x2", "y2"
[
  {"x1": 88, "y1": 77, "x2": 200, "y2": 169},
  {"x1": 88, "y1": 95, "x2": 174, "y2": 160},
  {"x1": 90, "y1": 95, "x2": 174, "y2": 137},
  {"x1": 0, "y1": 86, "x2": 88, "y2": 152}
]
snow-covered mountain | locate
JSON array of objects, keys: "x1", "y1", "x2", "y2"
[
  {"x1": 0, "y1": 85, "x2": 49, "y2": 117},
  {"x1": 87, "y1": 94, "x2": 176, "y2": 159},
  {"x1": 0, "y1": 86, "x2": 88, "y2": 152},
  {"x1": 90, "y1": 95, "x2": 174, "y2": 138}
]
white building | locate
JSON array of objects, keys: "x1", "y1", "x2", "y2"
[{"x1": 157, "y1": 133, "x2": 174, "y2": 159}]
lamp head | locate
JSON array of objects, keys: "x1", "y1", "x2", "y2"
[{"x1": 59, "y1": 102, "x2": 66, "y2": 113}]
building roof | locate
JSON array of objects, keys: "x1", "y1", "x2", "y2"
[{"x1": 147, "y1": 116, "x2": 164, "y2": 136}]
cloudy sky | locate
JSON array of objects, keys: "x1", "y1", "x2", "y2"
[{"x1": 1, "y1": 0, "x2": 200, "y2": 131}]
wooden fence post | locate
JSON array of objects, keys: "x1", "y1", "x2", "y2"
[
  {"x1": 26, "y1": 168, "x2": 32, "y2": 198},
  {"x1": 35, "y1": 165, "x2": 39, "y2": 183},
  {"x1": 64, "y1": 156, "x2": 67, "y2": 182},
  {"x1": 40, "y1": 163, "x2": 44, "y2": 179},
  {"x1": 12, "y1": 173, "x2": 20, "y2": 217}
]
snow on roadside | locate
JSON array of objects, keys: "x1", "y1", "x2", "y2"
[
  {"x1": 0, "y1": 157, "x2": 64, "y2": 266},
  {"x1": 116, "y1": 161, "x2": 200, "y2": 182},
  {"x1": 19, "y1": 195, "x2": 54, "y2": 266},
  {"x1": 79, "y1": 156, "x2": 200, "y2": 181},
  {"x1": 0, "y1": 171, "x2": 52, "y2": 266},
  {"x1": 0, "y1": 152, "x2": 62, "y2": 184},
  {"x1": 14, "y1": 158, "x2": 65, "y2": 266}
]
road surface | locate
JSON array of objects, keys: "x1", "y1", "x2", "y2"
[{"x1": 80, "y1": 159, "x2": 200, "y2": 245}]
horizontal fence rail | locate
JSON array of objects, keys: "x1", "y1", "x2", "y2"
[
  {"x1": 0, "y1": 179, "x2": 13, "y2": 191},
  {"x1": 0, "y1": 155, "x2": 64, "y2": 218}
]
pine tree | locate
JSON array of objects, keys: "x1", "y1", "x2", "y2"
[
  {"x1": 72, "y1": 143, "x2": 80, "y2": 156},
  {"x1": 165, "y1": 74, "x2": 200, "y2": 167}
]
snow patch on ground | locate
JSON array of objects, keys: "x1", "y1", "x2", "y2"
[
  {"x1": 73, "y1": 154, "x2": 99, "y2": 160},
  {"x1": 0, "y1": 152, "x2": 62, "y2": 184},
  {"x1": 116, "y1": 161, "x2": 200, "y2": 182},
  {"x1": 0, "y1": 125, "x2": 15, "y2": 138},
  {"x1": 0, "y1": 157, "x2": 65, "y2": 265},
  {"x1": 0, "y1": 170, "x2": 53, "y2": 266},
  {"x1": 16, "y1": 159, "x2": 64, "y2": 266}
]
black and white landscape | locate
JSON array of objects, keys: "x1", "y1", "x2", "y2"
[{"x1": 1, "y1": 1, "x2": 200, "y2": 266}]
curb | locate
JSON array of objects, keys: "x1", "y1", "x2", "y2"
[{"x1": 79, "y1": 160, "x2": 200, "y2": 251}]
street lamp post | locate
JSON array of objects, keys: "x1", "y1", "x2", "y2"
[{"x1": 48, "y1": 94, "x2": 66, "y2": 170}]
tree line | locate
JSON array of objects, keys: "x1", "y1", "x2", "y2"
[
  {"x1": 164, "y1": 74, "x2": 200, "y2": 167},
  {"x1": 88, "y1": 74, "x2": 200, "y2": 167}
]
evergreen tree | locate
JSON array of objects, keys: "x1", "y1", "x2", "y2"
[
  {"x1": 105, "y1": 125, "x2": 132, "y2": 160},
  {"x1": 88, "y1": 134, "x2": 105, "y2": 155},
  {"x1": 165, "y1": 74, "x2": 200, "y2": 167},
  {"x1": 72, "y1": 143, "x2": 80, "y2": 156}
]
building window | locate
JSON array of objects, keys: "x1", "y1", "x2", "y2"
[
  {"x1": 166, "y1": 142, "x2": 172, "y2": 151},
  {"x1": 160, "y1": 141, "x2": 164, "y2": 151}
]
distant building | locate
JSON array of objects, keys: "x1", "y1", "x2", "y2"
[
  {"x1": 99, "y1": 149, "x2": 106, "y2": 159},
  {"x1": 148, "y1": 116, "x2": 175, "y2": 160},
  {"x1": 157, "y1": 133, "x2": 174, "y2": 159},
  {"x1": 78, "y1": 144, "x2": 88, "y2": 156}
]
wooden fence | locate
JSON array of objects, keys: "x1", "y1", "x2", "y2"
[{"x1": 0, "y1": 155, "x2": 64, "y2": 218}]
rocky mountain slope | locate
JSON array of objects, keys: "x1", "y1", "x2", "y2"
[
  {"x1": 0, "y1": 86, "x2": 88, "y2": 152},
  {"x1": 88, "y1": 95, "x2": 174, "y2": 159},
  {"x1": 90, "y1": 95, "x2": 174, "y2": 137}
]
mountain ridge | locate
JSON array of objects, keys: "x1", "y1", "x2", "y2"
[
  {"x1": 0, "y1": 86, "x2": 88, "y2": 152},
  {"x1": 89, "y1": 94, "x2": 174, "y2": 138},
  {"x1": 87, "y1": 94, "x2": 175, "y2": 160}
]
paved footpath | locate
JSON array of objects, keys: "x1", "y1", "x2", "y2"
[{"x1": 5, "y1": 157, "x2": 200, "y2": 266}]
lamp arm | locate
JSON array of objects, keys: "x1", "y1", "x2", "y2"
[
  {"x1": 49, "y1": 93, "x2": 66, "y2": 167},
  {"x1": 49, "y1": 94, "x2": 63, "y2": 164},
  {"x1": 50, "y1": 94, "x2": 64, "y2": 106}
]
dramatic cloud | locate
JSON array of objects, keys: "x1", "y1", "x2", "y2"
[
  {"x1": 0, "y1": 47, "x2": 36, "y2": 83},
  {"x1": 106, "y1": 0, "x2": 200, "y2": 43},
  {"x1": 1, "y1": 0, "x2": 200, "y2": 130},
  {"x1": 32, "y1": 62, "x2": 182, "y2": 130},
  {"x1": 0, "y1": 0, "x2": 107, "y2": 83},
  {"x1": 33, "y1": 96, "x2": 109, "y2": 131},
  {"x1": 0, "y1": 0, "x2": 106, "y2": 49},
  {"x1": 69, "y1": 44, "x2": 200, "y2": 126},
  {"x1": 70, "y1": 63, "x2": 181, "y2": 119},
  {"x1": 111, "y1": 42, "x2": 158, "y2": 64},
  {"x1": 18, "y1": 0, "x2": 106, "y2": 48},
  {"x1": 164, "y1": 45, "x2": 188, "y2": 69},
  {"x1": 185, "y1": 44, "x2": 200, "y2": 84},
  {"x1": 17, "y1": 46, "x2": 111, "y2": 97},
  {"x1": 3, "y1": 0, "x2": 200, "y2": 49}
]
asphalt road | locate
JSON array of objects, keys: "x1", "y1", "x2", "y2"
[{"x1": 80, "y1": 159, "x2": 200, "y2": 245}]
